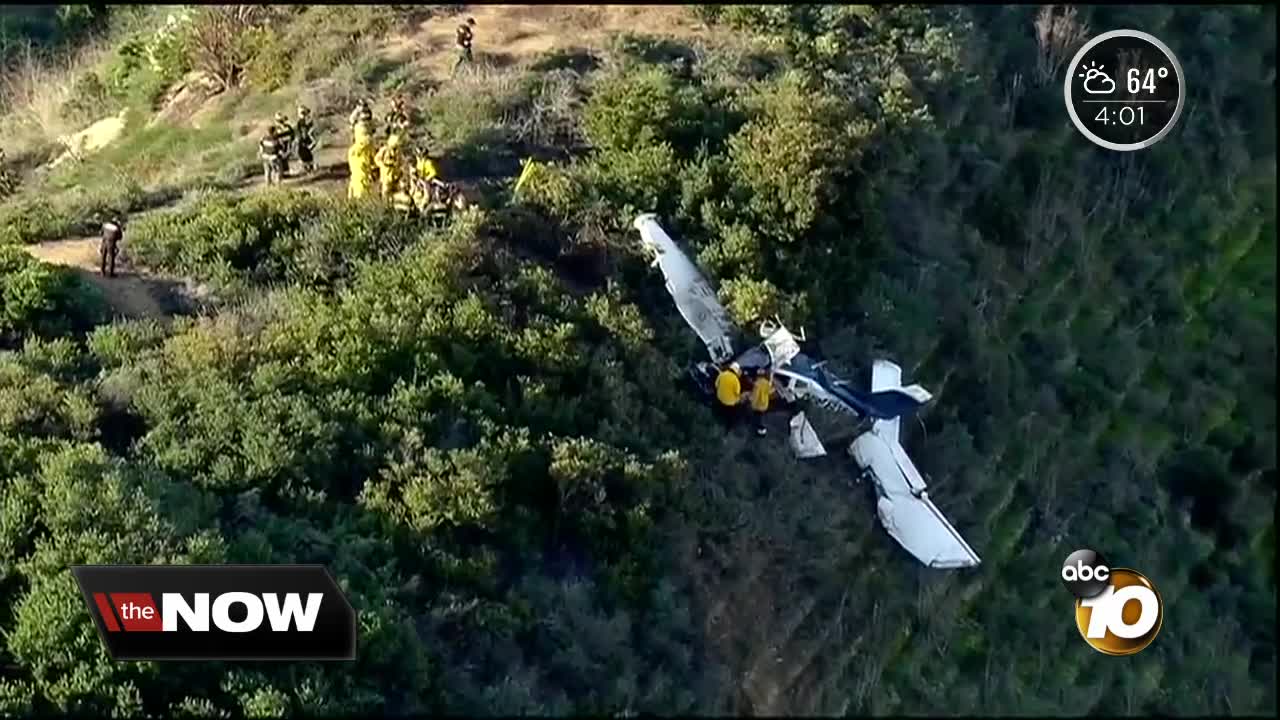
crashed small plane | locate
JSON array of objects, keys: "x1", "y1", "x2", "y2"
[{"x1": 635, "y1": 214, "x2": 981, "y2": 569}]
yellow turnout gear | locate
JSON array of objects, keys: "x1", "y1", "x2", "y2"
[
  {"x1": 347, "y1": 135, "x2": 376, "y2": 200},
  {"x1": 751, "y1": 375, "x2": 772, "y2": 412},
  {"x1": 375, "y1": 133, "x2": 405, "y2": 199},
  {"x1": 414, "y1": 155, "x2": 438, "y2": 183},
  {"x1": 715, "y1": 367, "x2": 742, "y2": 407}
]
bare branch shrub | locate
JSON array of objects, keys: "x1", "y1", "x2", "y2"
[
  {"x1": 1033, "y1": 5, "x2": 1089, "y2": 85},
  {"x1": 185, "y1": 5, "x2": 273, "y2": 92}
]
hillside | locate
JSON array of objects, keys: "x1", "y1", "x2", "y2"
[{"x1": 0, "y1": 4, "x2": 1275, "y2": 717}]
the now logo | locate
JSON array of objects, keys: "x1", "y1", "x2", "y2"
[
  {"x1": 92, "y1": 591, "x2": 324, "y2": 633},
  {"x1": 73, "y1": 565, "x2": 356, "y2": 661}
]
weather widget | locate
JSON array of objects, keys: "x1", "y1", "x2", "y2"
[{"x1": 1064, "y1": 29, "x2": 1184, "y2": 151}]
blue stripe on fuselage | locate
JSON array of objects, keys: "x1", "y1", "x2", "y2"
[{"x1": 779, "y1": 356, "x2": 922, "y2": 420}]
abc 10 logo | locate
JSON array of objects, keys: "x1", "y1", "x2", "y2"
[{"x1": 1061, "y1": 549, "x2": 1163, "y2": 656}]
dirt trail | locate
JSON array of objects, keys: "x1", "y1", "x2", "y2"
[
  {"x1": 385, "y1": 4, "x2": 708, "y2": 73},
  {"x1": 24, "y1": 237, "x2": 174, "y2": 319}
]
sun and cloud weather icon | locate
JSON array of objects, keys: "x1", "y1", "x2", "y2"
[{"x1": 1078, "y1": 60, "x2": 1116, "y2": 95}]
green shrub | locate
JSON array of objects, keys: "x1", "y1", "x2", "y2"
[
  {"x1": 580, "y1": 142, "x2": 679, "y2": 220},
  {"x1": 144, "y1": 11, "x2": 194, "y2": 83},
  {"x1": 87, "y1": 319, "x2": 171, "y2": 369},
  {"x1": 582, "y1": 66, "x2": 700, "y2": 154},
  {"x1": 244, "y1": 27, "x2": 291, "y2": 92},
  {"x1": 128, "y1": 190, "x2": 315, "y2": 286},
  {"x1": 105, "y1": 37, "x2": 148, "y2": 98},
  {"x1": 103, "y1": 35, "x2": 175, "y2": 110},
  {"x1": 515, "y1": 161, "x2": 585, "y2": 224},
  {"x1": 718, "y1": 275, "x2": 788, "y2": 326},
  {"x1": 0, "y1": 347, "x2": 98, "y2": 441},
  {"x1": 0, "y1": 246, "x2": 105, "y2": 345},
  {"x1": 129, "y1": 190, "x2": 427, "y2": 292},
  {"x1": 275, "y1": 201, "x2": 425, "y2": 288},
  {"x1": 0, "y1": 178, "x2": 147, "y2": 245}
]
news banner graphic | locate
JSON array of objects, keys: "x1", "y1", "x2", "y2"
[
  {"x1": 1060, "y1": 549, "x2": 1164, "y2": 656},
  {"x1": 72, "y1": 565, "x2": 357, "y2": 661}
]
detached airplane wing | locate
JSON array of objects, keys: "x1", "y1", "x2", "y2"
[
  {"x1": 634, "y1": 214, "x2": 736, "y2": 364},
  {"x1": 849, "y1": 360, "x2": 981, "y2": 569}
]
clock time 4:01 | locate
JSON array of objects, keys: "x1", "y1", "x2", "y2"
[{"x1": 1094, "y1": 105, "x2": 1146, "y2": 126}]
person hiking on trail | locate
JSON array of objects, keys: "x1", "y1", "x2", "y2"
[
  {"x1": 349, "y1": 98, "x2": 375, "y2": 136},
  {"x1": 273, "y1": 112, "x2": 295, "y2": 178},
  {"x1": 453, "y1": 17, "x2": 476, "y2": 72},
  {"x1": 295, "y1": 105, "x2": 316, "y2": 175},
  {"x1": 374, "y1": 132, "x2": 405, "y2": 199},
  {"x1": 751, "y1": 365, "x2": 773, "y2": 437},
  {"x1": 100, "y1": 215, "x2": 124, "y2": 278},
  {"x1": 259, "y1": 126, "x2": 282, "y2": 185},
  {"x1": 347, "y1": 125, "x2": 376, "y2": 200}
]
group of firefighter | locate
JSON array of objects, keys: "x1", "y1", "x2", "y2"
[
  {"x1": 716, "y1": 362, "x2": 774, "y2": 436},
  {"x1": 258, "y1": 106, "x2": 317, "y2": 185},
  {"x1": 344, "y1": 95, "x2": 466, "y2": 221},
  {"x1": 255, "y1": 15, "x2": 479, "y2": 220}
]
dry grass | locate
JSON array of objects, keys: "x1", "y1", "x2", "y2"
[{"x1": 0, "y1": 37, "x2": 116, "y2": 156}]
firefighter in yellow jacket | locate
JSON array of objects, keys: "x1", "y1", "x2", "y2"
[
  {"x1": 714, "y1": 362, "x2": 745, "y2": 427},
  {"x1": 751, "y1": 366, "x2": 773, "y2": 436},
  {"x1": 374, "y1": 132, "x2": 405, "y2": 199},
  {"x1": 409, "y1": 148, "x2": 438, "y2": 214},
  {"x1": 347, "y1": 126, "x2": 376, "y2": 200}
]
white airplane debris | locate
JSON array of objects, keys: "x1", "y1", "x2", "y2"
[
  {"x1": 634, "y1": 214, "x2": 980, "y2": 570},
  {"x1": 789, "y1": 412, "x2": 828, "y2": 459},
  {"x1": 634, "y1": 214, "x2": 736, "y2": 364}
]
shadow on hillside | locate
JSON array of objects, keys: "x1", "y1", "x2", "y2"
[
  {"x1": 71, "y1": 264, "x2": 195, "y2": 320},
  {"x1": 613, "y1": 33, "x2": 697, "y2": 66},
  {"x1": 359, "y1": 57, "x2": 404, "y2": 89},
  {"x1": 477, "y1": 51, "x2": 519, "y2": 69},
  {"x1": 290, "y1": 162, "x2": 348, "y2": 185},
  {"x1": 529, "y1": 47, "x2": 601, "y2": 74}
]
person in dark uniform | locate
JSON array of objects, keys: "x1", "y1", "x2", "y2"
[
  {"x1": 100, "y1": 215, "x2": 124, "y2": 278},
  {"x1": 273, "y1": 112, "x2": 295, "y2": 178},
  {"x1": 453, "y1": 17, "x2": 476, "y2": 73},
  {"x1": 295, "y1": 105, "x2": 316, "y2": 175}
]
